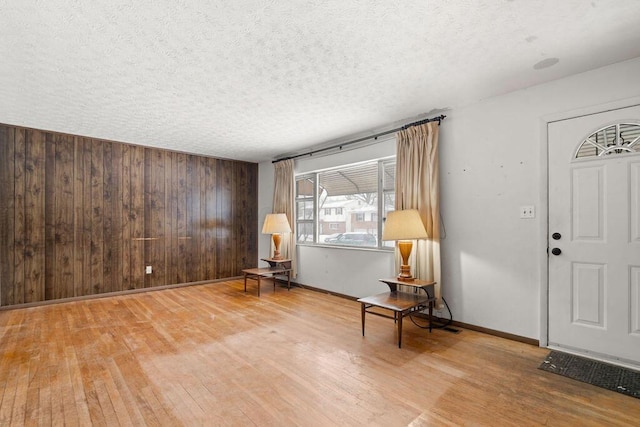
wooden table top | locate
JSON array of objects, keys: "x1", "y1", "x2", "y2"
[
  {"x1": 243, "y1": 267, "x2": 291, "y2": 275},
  {"x1": 379, "y1": 278, "x2": 435, "y2": 288},
  {"x1": 357, "y1": 291, "x2": 431, "y2": 311}
]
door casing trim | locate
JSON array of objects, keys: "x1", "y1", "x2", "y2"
[{"x1": 540, "y1": 95, "x2": 640, "y2": 347}]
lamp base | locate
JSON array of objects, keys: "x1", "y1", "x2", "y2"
[
  {"x1": 397, "y1": 241, "x2": 415, "y2": 281},
  {"x1": 272, "y1": 233, "x2": 283, "y2": 260},
  {"x1": 397, "y1": 264, "x2": 414, "y2": 282}
]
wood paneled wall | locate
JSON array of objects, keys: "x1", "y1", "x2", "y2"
[{"x1": 0, "y1": 124, "x2": 258, "y2": 307}]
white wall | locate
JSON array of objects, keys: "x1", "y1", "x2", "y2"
[{"x1": 258, "y1": 56, "x2": 640, "y2": 340}]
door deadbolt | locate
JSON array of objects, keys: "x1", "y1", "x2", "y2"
[
  {"x1": 552, "y1": 232, "x2": 561, "y2": 240},
  {"x1": 551, "y1": 248, "x2": 562, "y2": 256}
]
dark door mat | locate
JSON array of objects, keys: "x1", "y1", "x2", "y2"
[{"x1": 539, "y1": 350, "x2": 640, "y2": 399}]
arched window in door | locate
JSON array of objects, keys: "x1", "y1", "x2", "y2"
[{"x1": 575, "y1": 122, "x2": 640, "y2": 158}]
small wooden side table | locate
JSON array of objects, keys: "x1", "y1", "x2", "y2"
[
  {"x1": 242, "y1": 258, "x2": 292, "y2": 297},
  {"x1": 357, "y1": 278, "x2": 436, "y2": 348}
]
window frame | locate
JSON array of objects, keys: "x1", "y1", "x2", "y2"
[
  {"x1": 295, "y1": 157, "x2": 395, "y2": 250},
  {"x1": 379, "y1": 158, "x2": 396, "y2": 248},
  {"x1": 295, "y1": 174, "x2": 317, "y2": 244}
]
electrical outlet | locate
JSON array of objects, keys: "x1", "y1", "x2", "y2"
[
  {"x1": 520, "y1": 205, "x2": 535, "y2": 219},
  {"x1": 145, "y1": 265, "x2": 152, "y2": 274}
]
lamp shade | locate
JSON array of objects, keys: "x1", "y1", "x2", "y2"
[
  {"x1": 262, "y1": 213, "x2": 292, "y2": 234},
  {"x1": 382, "y1": 209, "x2": 428, "y2": 241}
]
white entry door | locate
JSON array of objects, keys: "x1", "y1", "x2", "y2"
[{"x1": 548, "y1": 105, "x2": 640, "y2": 368}]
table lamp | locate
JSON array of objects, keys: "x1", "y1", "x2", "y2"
[
  {"x1": 262, "y1": 213, "x2": 292, "y2": 260},
  {"x1": 382, "y1": 209, "x2": 429, "y2": 281}
]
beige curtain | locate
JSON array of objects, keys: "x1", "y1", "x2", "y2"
[
  {"x1": 272, "y1": 159, "x2": 297, "y2": 277},
  {"x1": 395, "y1": 122, "x2": 441, "y2": 303}
]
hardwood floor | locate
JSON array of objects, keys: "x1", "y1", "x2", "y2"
[{"x1": 0, "y1": 280, "x2": 638, "y2": 426}]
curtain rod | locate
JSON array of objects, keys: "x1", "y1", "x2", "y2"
[{"x1": 272, "y1": 114, "x2": 446, "y2": 164}]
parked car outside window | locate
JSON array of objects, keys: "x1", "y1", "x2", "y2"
[
  {"x1": 328, "y1": 232, "x2": 377, "y2": 247},
  {"x1": 324, "y1": 233, "x2": 343, "y2": 242}
]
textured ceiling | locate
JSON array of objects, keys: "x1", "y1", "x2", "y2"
[{"x1": 1, "y1": 1, "x2": 640, "y2": 163}]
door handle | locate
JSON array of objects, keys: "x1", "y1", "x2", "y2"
[
  {"x1": 552, "y1": 232, "x2": 561, "y2": 240},
  {"x1": 551, "y1": 248, "x2": 562, "y2": 256}
]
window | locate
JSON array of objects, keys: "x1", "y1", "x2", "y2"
[
  {"x1": 381, "y1": 160, "x2": 396, "y2": 248},
  {"x1": 575, "y1": 123, "x2": 640, "y2": 158},
  {"x1": 295, "y1": 158, "x2": 395, "y2": 249},
  {"x1": 295, "y1": 176, "x2": 316, "y2": 242}
]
